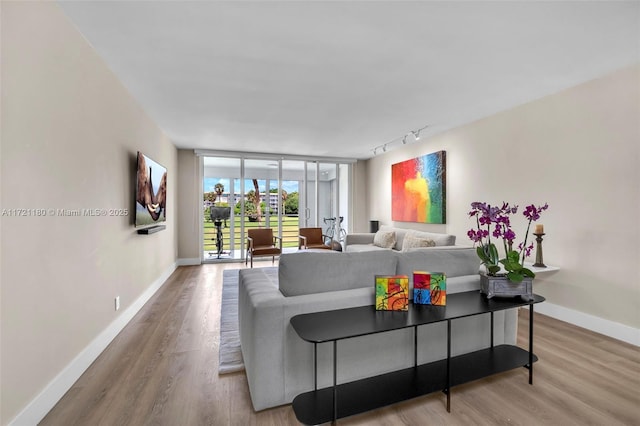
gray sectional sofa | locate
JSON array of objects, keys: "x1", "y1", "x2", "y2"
[
  {"x1": 344, "y1": 224, "x2": 457, "y2": 252},
  {"x1": 238, "y1": 247, "x2": 519, "y2": 412}
]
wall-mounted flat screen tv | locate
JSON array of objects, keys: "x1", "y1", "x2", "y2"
[{"x1": 136, "y1": 151, "x2": 167, "y2": 227}]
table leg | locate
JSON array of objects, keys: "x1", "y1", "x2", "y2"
[
  {"x1": 529, "y1": 304, "x2": 534, "y2": 385},
  {"x1": 490, "y1": 311, "x2": 494, "y2": 347},
  {"x1": 314, "y1": 343, "x2": 317, "y2": 391},
  {"x1": 333, "y1": 340, "x2": 337, "y2": 423},
  {"x1": 414, "y1": 325, "x2": 418, "y2": 367},
  {"x1": 447, "y1": 319, "x2": 451, "y2": 413}
]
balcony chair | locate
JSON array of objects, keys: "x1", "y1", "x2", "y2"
[
  {"x1": 246, "y1": 228, "x2": 282, "y2": 268},
  {"x1": 298, "y1": 227, "x2": 332, "y2": 250}
]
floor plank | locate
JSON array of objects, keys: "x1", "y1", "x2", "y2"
[{"x1": 40, "y1": 261, "x2": 640, "y2": 425}]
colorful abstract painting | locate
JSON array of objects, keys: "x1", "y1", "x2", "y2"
[
  {"x1": 430, "y1": 273, "x2": 447, "y2": 306},
  {"x1": 413, "y1": 271, "x2": 446, "y2": 305},
  {"x1": 392, "y1": 151, "x2": 446, "y2": 223},
  {"x1": 375, "y1": 275, "x2": 409, "y2": 311},
  {"x1": 413, "y1": 271, "x2": 431, "y2": 305}
]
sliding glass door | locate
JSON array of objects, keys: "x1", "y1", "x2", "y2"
[
  {"x1": 242, "y1": 158, "x2": 283, "y2": 252},
  {"x1": 203, "y1": 157, "x2": 240, "y2": 259},
  {"x1": 201, "y1": 154, "x2": 351, "y2": 262}
]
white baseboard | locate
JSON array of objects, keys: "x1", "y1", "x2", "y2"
[
  {"x1": 9, "y1": 262, "x2": 178, "y2": 426},
  {"x1": 177, "y1": 257, "x2": 201, "y2": 266},
  {"x1": 532, "y1": 302, "x2": 639, "y2": 347}
]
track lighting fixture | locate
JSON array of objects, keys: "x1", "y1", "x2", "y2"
[{"x1": 370, "y1": 124, "x2": 429, "y2": 157}]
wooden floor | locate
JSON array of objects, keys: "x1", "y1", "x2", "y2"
[{"x1": 41, "y1": 262, "x2": 640, "y2": 426}]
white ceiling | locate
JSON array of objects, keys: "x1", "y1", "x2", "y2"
[{"x1": 58, "y1": 1, "x2": 639, "y2": 160}]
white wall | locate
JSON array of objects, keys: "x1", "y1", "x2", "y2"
[
  {"x1": 365, "y1": 65, "x2": 640, "y2": 337},
  {"x1": 177, "y1": 149, "x2": 201, "y2": 263},
  {"x1": 1, "y1": 2, "x2": 178, "y2": 424},
  {"x1": 351, "y1": 160, "x2": 369, "y2": 233}
]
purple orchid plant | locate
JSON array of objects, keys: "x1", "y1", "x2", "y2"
[{"x1": 468, "y1": 202, "x2": 549, "y2": 283}]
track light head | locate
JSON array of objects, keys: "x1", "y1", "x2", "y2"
[
  {"x1": 382, "y1": 145, "x2": 387, "y2": 152},
  {"x1": 412, "y1": 130, "x2": 421, "y2": 140},
  {"x1": 402, "y1": 135, "x2": 408, "y2": 145}
]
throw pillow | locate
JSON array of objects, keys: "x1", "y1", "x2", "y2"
[
  {"x1": 373, "y1": 231, "x2": 396, "y2": 249},
  {"x1": 402, "y1": 234, "x2": 436, "y2": 251}
]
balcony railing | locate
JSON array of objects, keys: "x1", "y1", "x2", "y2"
[{"x1": 204, "y1": 214, "x2": 301, "y2": 255}]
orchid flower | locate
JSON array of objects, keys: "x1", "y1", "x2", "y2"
[{"x1": 468, "y1": 201, "x2": 548, "y2": 282}]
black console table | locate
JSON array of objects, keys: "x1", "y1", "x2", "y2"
[{"x1": 290, "y1": 291, "x2": 545, "y2": 424}]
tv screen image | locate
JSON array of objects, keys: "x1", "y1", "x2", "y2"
[{"x1": 136, "y1": 151, "x2": 167, "y2": 227}]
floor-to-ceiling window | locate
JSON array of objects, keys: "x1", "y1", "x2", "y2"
[
  {"x1": 202, "y1": 157, "x2": 241, "y2": 259},
  {"x1": 199, "y1": 152, "x2": 353, "y2": 263}
]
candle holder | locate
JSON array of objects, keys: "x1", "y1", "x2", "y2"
[{"x1": 532, "y1": 233, "x2": 546, "y2": 268}]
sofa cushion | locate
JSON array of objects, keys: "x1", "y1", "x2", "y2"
[
  {"x1": 379, "y1": 225, "x2": 407, "y2": 251},
  {"x1": 278, "y1": 251, "x2": 398, "y2": 297},
  {"x1": 409, "y1": 230, "x2": 456, "y2": 246},
  {"x1": 401, "y1": 234, "x2": 436, "y2": 251},
  {"x1": 373, "y1": 230, "x2": 396, "y2": 249},
  {"x1": 379, "y1": 225, "x2": 457, "y2": 250},
  {"x1": 346, "y1": 244, "x2": 390, "y2": 252},
  {"x1": 396, "y1": 247, "x2": 480, "y2": 281}
]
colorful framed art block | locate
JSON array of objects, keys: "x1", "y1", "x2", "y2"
[
  {"x1": 413, "y1": 271, "x2": 431, "y2": 305},
  {"x1": 375, "y1": 275, "x2": 409, "y2": 311},
  {"x1": 391, "y1": 151, "x2": 446, "y2": 224},
  {"x1": 413, "y1": 271, "x2": 446, "y2": 306}
]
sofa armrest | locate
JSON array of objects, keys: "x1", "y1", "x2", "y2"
[
  {"x1": 238, "y1": 269, "x2": 287, "y2": 410},
  {"x1": 344, "y1": 232, "x2": 375, "y2": 249},
  {"x1": 238, "y1": 267, "x2": 376, "y2": 411}
]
